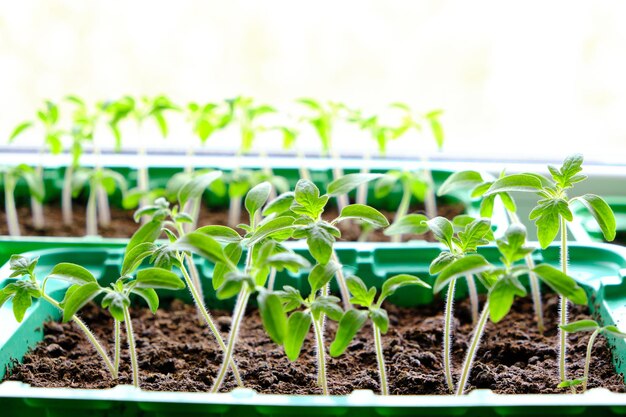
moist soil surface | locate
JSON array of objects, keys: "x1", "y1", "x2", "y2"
[
  {"x1": 0, "y1": 202, "x2": 464, "y2": 242},
  {"x1": 6, "y1": 294, "x2": 624, "y2": 394}
]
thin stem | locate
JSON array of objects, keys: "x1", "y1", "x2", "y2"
[
  {"x1": 86, "y1": 182, "x2": 98, "y2": 236},
  {"x1": 420, "y1": 155, "x2": 437, "y2": 220},
  {"x1": 330, "y1": 250, "x2": 351, "y2": 310},
  {"x1": 267, "y1": 267, "x2": 277, "y2": 291},
  {"x1": 41, "y1": 294, "x2": 117, "y2": 378},
  {"x1": 373, "y1": 323, "x2": 388, "y2": 395},
  {"x1": 466, "y1": 274, "x2": 479, "y2": 324},
  {"x1": 443, "y1": 278, "x2": 456, "y2": 392},
  {"x1": 456, "y1": 300, "x2": 490, "y2": 395},
  {"x1": 114, "y1": 319, "x2": 121, "y2": 374},
  {"x1": 31, "y1": 165, "x2": 45, "y2": 230},
  {"x1": 391, "y1": 181, "x2": 412, "y2": 243},
  {"x1": 228, "y1": 195, "x2": 242, "y2": 228},
  {"x1": 330, "y1": 148, "x2": 348, "y2": 212},
  {"x1": 4, "y1": 174, "x2": 20, "y2": 237},
  {"x1": 297, "y1": 148, "x2": 312, "y2": 181},
  {"x1": 559, "y1": 216, "x2": 569, "y2": 383},
  {"x1": 312, "y1": 315, "x2": 328, "y2": 395},
  {"x1": 582, "y1": 329, "x2": 599, "y2": 392},
  {"x1": 185, "y1": 147, "x2": 194, "y2": 174},
  {"x1": 210, "y1": 286, "x2": 251, "y2": 393},
  {"x1": 356, "y1": 150, "x2": 371, "y2": 206},
  {"x1": 96, "y1": 185, "x2": 111, "y2": 228},
  {"x1": 62, "y1": 165, "x2": 74, "y2": 226},
  {"x1": 123, "y1": 307, "x2": 139, "y2": 388},
  {"x1": 178, "y1": 260, "x2": 243, "y2": 387}
]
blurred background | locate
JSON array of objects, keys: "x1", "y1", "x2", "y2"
[{"x1": 1, "y1": 0, "x2": 625, "y2": 163}]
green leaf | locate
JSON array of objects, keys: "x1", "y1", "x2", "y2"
[
  {"x1": 258, "y1": 291, "x2": 287, "y2": 344},
  {"x1": 529, "y1": 199, "x2": 564, "y2": 249},
  {"x1": 47, "y1": 263, "x2": 97, "y2": 285},
  {"x1": 291, "y1": 179, "x2": 328, "y2": 219},
  {"x1": 458, "y1": 218, "x2": 492, "y2": 252},
  {"x1": 559, "y1": 319, "x2": 600, "y2": 333},
  {"x1": 484, "y1": 174, "x2": 544, "y2": 195},
  {"x1": 212, "y1": 243, "x2": 243, "y2": 290},
  {"x1": 178, "y1": 170, "x2": 222, "y2": 206},
  {"x1": 132, "y1": 287, "x2": 159, "y2": 313},
  {"x1": 308, "y1": 261, "x2": 341, "y2": 293},
  {"x1": 550, "y1": 154, "x2": 586, "y2": 189},
  {"x1": 101, "y1": 291, "x2": 130, "y2": 321},
  {"x1": 262, "y1": 192, "x2": 295, "y2": 216},
  {"x1": 479, "y1": 194, "x2": 496, "y2": 218},
  {"x1": 433, "y1": 255, "x2": 492, "y2": 294},
  {"x1": 573, "y1": 194, "x2": 616, "y2": 242},
  {"x1": 329, "y1": 309, "x2": 368, "y2": 357},
  {"x1": 284, "y1": 311, "x2": 312, "y2": 361},
  {"x1": 245, "y1": 181, "x2": 272, "y2": 219},
  {"x1": 135, "y1": 268, "x2": 185, "y2": 290},
  {"x1": 380, "y1": 274, "x2": 431, "y2": 302},
  {"x1": 603, "y1": 325, "x2": 626, "y2": 338},
  {"x1": 370, "y1": 307, "x2": 390, "y2": 333},
  {"x1": 9, "y1": 121, "x2": 33, "y2": 142},
  {"x1": 121, "y1": 242, "x2": 156, "y2": 276},
  {"x1": 558, "y1": 378, "x2": 586, "y2": 389},
  {"x1": 384, "y1": 214, "x2": 429, "y2": 236},
  {"x1": 426, "y1": 217, "x2": 454, "y2": 248},
  {"x1": 247, "y1": 216, "x2": 296, "y2": 246},
  {"x1": 62, "y1": 282, "x2": 102, "y2": 322},
  {"x1": 346, "y1": 275, "x2": 376, "y2": 307},
  {"x1": 326, "y1": 173, "x2": 383, "y2": 196},
  {"x1": 335, "y1": 204, "x2": 389, "y2": 228},
  {"x1": 310, "y1": 295, "x2": 343, "y2": 321},
  {"x1": 533, "y1": 264, "x2": 587, "y2": 305},
  {"x1": 265, "y1": 252, "x2": 311, "y2": 273},
  {"x1": 303, "y1": 223, "x2": 337, "y2": 264},
  {"x1": 437, "y1": 171, "x2": 484, "y2": 197},
  {"x1": 172, "y1": 232, "x2": 228, "y2": 265},
  {"x1": 196, "y1": 225, "x2": 242, "y2": 243},
  {"x1": 489, "y1": 277, "x2": 527, "y2": 323},
  {"x1": 126, "y1": 219, "x2": 163, "y2": 257},
  {"x1": 429, "y1": 251, "x2": 456, "y2": 275},
  {"x1": 374, "y1": 173, "x2": 399, "y2": 198},
  {"x1": 9, "y1": 255, "x2": 39, "y2": 277},
  {"x1": 12, "y1": 287, "x2": 34, "y2": 323}
]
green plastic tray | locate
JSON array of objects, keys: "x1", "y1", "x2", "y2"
[
  {"x1": 572, "y1": 197, "x2": 626, "y2": 244},
  {"x1": 1, "y1": 239, "x2": 626, "y2": 415}
]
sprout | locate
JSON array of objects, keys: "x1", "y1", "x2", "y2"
[{"x1": 0, "y1": 164, "x2": 44, "y2": 236}]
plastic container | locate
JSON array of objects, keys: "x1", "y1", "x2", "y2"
[{"x1": 1, "y1": 239, "x2": 626, "y2": 415}]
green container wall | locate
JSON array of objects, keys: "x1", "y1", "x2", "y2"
[
  {"x1": 2, "y1": 239, "x2": 626, "y2": 416},
  {"x1": 572, "y1": 197, "x2": 626, "y2": 243}
]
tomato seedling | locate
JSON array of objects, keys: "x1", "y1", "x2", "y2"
[{"x1": 0, "y1": 164, "x2": 44, "y2": 237}]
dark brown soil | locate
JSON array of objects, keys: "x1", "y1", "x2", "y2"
[
  {"x1": 6, "y1": 294, "x2": 624, "y2": 394},
  {"x1": 0, "y1": 203, "x2": 464, "y2": 242}
]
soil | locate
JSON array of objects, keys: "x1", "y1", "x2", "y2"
[
  {"x1": 6, "y1": 294, "x2": 624, "y2": 394},
  {"x1": 0, "y1": 202, "x2": 464, "y2": 242}
]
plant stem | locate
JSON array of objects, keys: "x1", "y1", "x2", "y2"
[
  {"x1": 330, "y1": 148, "x2": 348, "y2": 212},
  {"x1": 86, "y1": 181, "x2": 98, "y2": 236},
  {"x1": 391, "y1": 181, "x2": 412, "y2": 243},
  {"x1": 96, "y1": 185, "x2": 111, "y2": 228},
  {"x1": 4, "y1": 173, "x2": 20, "y2": 237},
  {"x1": 420, "y1": 155, "x2": 437, "y2": 220},
  {"x1": 373, "y1": 323, "x2": 388, "y2": 395},
  {"x1": 466, "y1": 274, "x2": 479, "y2": 324},
  {"x1": 330, "y1": 250, "x2": 352, "y2": 310},
  {"x1": 41, "y1": 294, "x2": 117, "y2": 378},
  {"x1": 228, "y1": 195, "x2": 242, "y2": 228},
  {"x1": 443, "y1": 278, "x2": 456, "y2": 392},
  {"x1": 356, "y1": 149, "x2": 370, "y2": 206},
  {"x1": 267, "y1": 267, "x2": 277, "y2": 291},
  {"x1": 582, "y1": 329, "x2": 599, "y2": 392},
  {"x1": 178, "y1": 259, "x2": 243, "y2": 387},
  {"x1": 114, "y1": 318, "x2": 121, "y2": 374},
  {"x1": 456, "y1": 300, "x2": 490, "y2": 395},
  {"x1": 312, "y1": 315, "x2": 329, "y2": 395},
  {"x1": 31, "y1": 165, "x2": 45, "y2": 230},
  {"x1": 210, "y1": 286, "x2": 251, "y2": 393},
  {"x1": 62, "y1": 165, "x2": 74, "y2": 226},
  {"x1": 297, "y1": 148, "x2": 311, "y2": 181},
  {"x1": 559, "y1": 216, "x2": 569, "y2": 383},
  {"x1": 123, "y1": 307, "x2": 139, "y2": 388}
]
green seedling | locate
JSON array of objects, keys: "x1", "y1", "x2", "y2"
[
  {"x1": 0, "y1": 255, "x2": 117, "y2": 379},
  {"x1": 387, "y1": 214, "x2": 492, "y2": 391},
  {"x1": 9, "y1": 100, "x2": 64, "y2": 229},
  {"x1": 260, "y1": 262, "x2": 345, "y2": 395},
  {"x1": 227, "y1": 96, "x2": 275, "y2": 155},
  {"x1": 559, "y1": 320, "x2": 626, "y2": 392},
  {"x1": 374, "y1": 169, "x2": 431, "y2": 242},
  {"x1": 484, "y1": 154, "x2": 616, "y2": 383},
  {"x1": 0, "y1": 164, "x2": 44, "y2": 236},
  {"x1": 297, "y1": 98, "x2": 350, "y2": 211},
  {"x1": 49, "y1": 256, "x2": 184, "y2": 388},
  {"x1": 270, "y1": 117, "x2": 312, "y2": 181},
  {"x1": 439, "y1": 170, "x2": 546, "y2": 333},
  {"x1": 185, "y1": 101, "x2": 232, "y2": 173},
  {"x1": 172, "y1": 181, "x2": 311, "y2": 392},
  {"x1": 434, "y1": 224, "x2": 588, "y2": 395},
  {"x1": 71, "y1": 167, "x2": 127, "y2": 236},
  {"x1": 329, "y1": 274, "x2": 430, "y2": 395}
]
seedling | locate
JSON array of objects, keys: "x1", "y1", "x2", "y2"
[
  {"x1": 0, "y1": 255, "x2": 117, "y2": 378},
  {"x1": 260, "y1": 262, "x2": 344, "y2": 395},
  {"x1": 329, "y1": 274, "x2": 430, "y2": 395},
  {"x1": 9, "y1": 100, "x2": 64, "y2": 229},
  {"x1": 439, "y1": 170, "x2": 546, "y2": 333},
  {"x1": 387, "y1": 214, "x2": 492, "y2": 391},
  {"x1": 484, "y1": 154, "x2": 616, "y2": 382},
  {"x1": 559, "y1": 320, "x2": 626, "y2": 392},
  {"x1": 0, "y1": 164, "x2": 44, "y2": 236},
  {"x1": 185, "y1": 101, "x2": 232, "y2": 172},
  {"x1": 270, "y1": 118, "x2": 312, "y2": 181},
  {"x1": 433, "y1": 224, "x2": 588, "y2": 395},
  {"x1": 71, "y1": 167, "x2": 127, "y2": 236}
]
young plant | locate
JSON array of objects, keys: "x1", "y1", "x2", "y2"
[
  {"x1": 484, "y1": 154, "x2": 616, "y2": 383},
  {"x1": 438, "y1": 170, "x2": 546, "y2": 333},
  {"x1": 51, "y1": 258, "x2": 184, "y2": 388},
  {"x1": 434, "y1": 224, "x2": 588, "y2": 395},
  {"x1": 9, "y1": 100, "x2": 64, "y2": 229},
  {"x1": 260, "y1": 262, "x2": 344, "y2": 395},
  {"x1": 71, "y1": 167, "x2": 127, "y2": 236},
  {"x1": 1, "y1": 164, "x2": 44, "y2": 236},
  {"x1": 0, "y1": 255, "x2": 117, "y2": 378},
  {"x1": 185, "y1": 101, "x2": 232, "y2": 173},
  {"x1": 559, "y1": 320, "x2": 626, "y2": 392},
  {"x1": 329, "y1": 274, "x2": 430, "y2": 395},
  {"x1": 270, "y1": 118, "x2": 312, "y2": 181}
]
